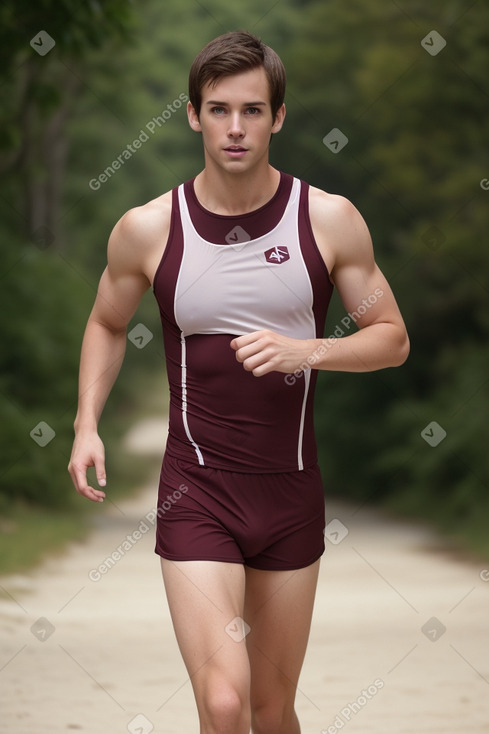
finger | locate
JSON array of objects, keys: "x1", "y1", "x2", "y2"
[
  {"x1": 237, "y1": 347, "x2": 259, "y2": 366},
  {"x1": 94, "y1": 453, "x2": 106, "y2": 488},
  {"x1": 251, "y1": 366, "x2": 270, "y2": 377},
  {"x1": 80, "y1": 486, "x2": 106, "y2": 503},
  {"x1": 241, "y1": 350, "x2": 275, "y2": 374},
  {"x1": 234, "y1": 339, "x2": 269, "y2": 365},
  {"x1": 230, "y1": 331, "x2": 265, "y2": 351},
  {"x1": 69, "y1": 461, "x2": 106, "y2": 502}
]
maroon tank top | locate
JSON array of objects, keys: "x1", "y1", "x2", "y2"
[{"x1": 153, "y1": 172, "x2": 333, "y2": 472}]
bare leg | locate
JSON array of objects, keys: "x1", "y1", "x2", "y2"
[
  {"x1": 244, "y1": 560, "x2": 321, "y2": 734},
  {"x1": 160, "y1": 559, "x2": 251, "y2": 734}
]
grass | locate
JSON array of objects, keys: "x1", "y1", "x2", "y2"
[
  {"x1": 0, "y1": 450, "x2": 158, "y2": 578},
  {"x1": 0, "y1": 506, "x2": 90, "y2": 576},
  {"x1": 0, "y1": 334, "x2": 168, "y2": 579}
]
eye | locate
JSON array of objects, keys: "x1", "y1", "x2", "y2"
[
  {"x1": 245, "y1": 107, "x2": 261, "y2": 115},
  {"x1": 210, "y1": 106, "x2": 226, "y2": 115}
]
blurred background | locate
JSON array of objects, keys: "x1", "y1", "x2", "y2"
[{"x1": 1, "y1": 0, "x2": 488, "y2": 572}]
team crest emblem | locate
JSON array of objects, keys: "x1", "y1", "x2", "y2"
[{"x1": 264, "y1": 246, "x2": 290, "y2": 264}]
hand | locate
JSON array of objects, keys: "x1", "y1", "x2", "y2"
[
  {"x1": 68, "y1": 430, "x2": 107, "y2": 502},
  {"x1": 230, "y1": 330, "x2": 315, "y2": 377}
]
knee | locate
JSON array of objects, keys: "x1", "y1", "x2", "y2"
[
  {"x1": 251, "y1": 700, "x2": 297, "y2": 734},
  {"x1": 202, "y1": 683, "x2": 250, "y2": 733}
]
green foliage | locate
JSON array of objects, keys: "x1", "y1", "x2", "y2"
[
  {"x1": 0, "y1": 237, "x2": 90, "y2": 509},
  {"x1": 276, "y1": 0, "x2": 489, "y2": 546},
  {"x1": 0, "y1": 0, "x2": 302, "y2": 519},
  {"x1": 0, "y1": 0, "x2": 145, "y2": 513}
]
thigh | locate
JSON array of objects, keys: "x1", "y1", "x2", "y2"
[
  {"x1": 244, "y1": 560, "x2": 320, "y2": 706},
  {"x1": 160, "y1": 559, "x2": 251, "y2": 699}
]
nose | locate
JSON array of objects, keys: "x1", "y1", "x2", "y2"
[{"x1": 227, "y1": 111, "x2": 245, "y2": 139}]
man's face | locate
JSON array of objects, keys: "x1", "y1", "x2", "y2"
[{"x1": 187, "y1": 66, "x2": 285, "y2": 173}]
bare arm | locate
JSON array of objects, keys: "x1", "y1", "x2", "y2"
[
  {"x1": 231, "y1": 190, "x2": 409, "y2": 375},
  {"x1": 68, "y1": 198, "x2": 170, "y2": 501}
]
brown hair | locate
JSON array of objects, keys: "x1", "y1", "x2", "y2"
[{"x1": 188, "y1": 31, "x2": 286, "y2": 120}]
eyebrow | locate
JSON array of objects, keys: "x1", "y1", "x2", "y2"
[{"x1": 205, "y1": 100, "x2": 267, "y2": 106}]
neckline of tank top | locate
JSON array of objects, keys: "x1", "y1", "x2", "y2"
[
  {"x1": 180, "y1": 175, "x2": 300, "y2": 248},
  {"x1": 184, "y1": 171, "x2": 294, "y2": 220}
]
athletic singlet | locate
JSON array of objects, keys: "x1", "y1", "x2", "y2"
[{"x1": 153, "y1": 172, "x2": 333, "y2": 472}]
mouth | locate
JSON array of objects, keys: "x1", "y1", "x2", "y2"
[{"x1": 224, "y1": 145, "x2": 248, "y2": 157}]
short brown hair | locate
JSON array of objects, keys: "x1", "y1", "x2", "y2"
[{"x1": 188, "y1": 31, "x2": 286, "y2": 120}]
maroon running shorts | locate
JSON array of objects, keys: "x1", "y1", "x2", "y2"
[{"x1": 154, "y1": 453, "x2": 326, "y2": 571}]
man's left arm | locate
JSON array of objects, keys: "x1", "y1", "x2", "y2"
[{"x1": 231, "y1": 192, "x2": 409, "y2": 376}]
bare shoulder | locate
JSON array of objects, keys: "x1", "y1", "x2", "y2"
[
  {"x1": 308, "y1": 185, "x2": 356, "y2": 219},
  {"x1": 308, "y1": 185, "x2": 374, "y2": 272},
  {"x1": 108, "y1": 190, "x2": 173, "y2": 283}
]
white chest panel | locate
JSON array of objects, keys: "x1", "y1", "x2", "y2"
[{"x1": 174, "y1": 178, "x2": 316, "y2": 339}]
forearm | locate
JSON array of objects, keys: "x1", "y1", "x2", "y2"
[
  {"x1": 231, "y1": 322, "x2": 409, "y2": 377},
  {"x1": 73, "y1": 318, "x2": 127, "y2": 432},
  {"x1": 301, "y1": 323, "x2": 409, "y2": 374}
]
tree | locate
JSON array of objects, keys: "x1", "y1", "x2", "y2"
[{"x1": 276, "y1": 0, "x2": 489, "y2": 544}]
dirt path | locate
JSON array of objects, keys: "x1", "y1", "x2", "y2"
[{"x1": 1, "y1": 417, "x2": 488, "y2": 733}]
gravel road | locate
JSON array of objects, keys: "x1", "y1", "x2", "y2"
[{"x1": 1, "y1": 417, "x2": 488, "y2": 733}]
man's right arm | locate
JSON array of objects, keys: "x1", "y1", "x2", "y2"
[{"x1": 68, "y1": 198, "x2": 170, "y2": 502}]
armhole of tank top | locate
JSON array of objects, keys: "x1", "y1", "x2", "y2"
[
  {"x1": 300, "y1": 180, "x2": 333, "y2": 284},
  {"x1": 152, "y1": 185, "x2": 181, "y2": 292}
]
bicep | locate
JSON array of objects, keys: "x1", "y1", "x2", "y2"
[
  {"x1": 89, "y1": 213, "x2": 151, "y2": 331},
  {"x1": 89, "y1": 265, "x2": 149, "y2": 332},
  {"x1": 333, "y1": 261, "x2": 404, "y2": 331},
  {"x1": 328, "y1": 200, "x2": 404, "y2": 330}
]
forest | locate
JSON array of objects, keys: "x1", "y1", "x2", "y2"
[{"x1": 1, "y1": 0, "x2": 488, "y2": 560}]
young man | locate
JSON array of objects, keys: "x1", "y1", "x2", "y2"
[{"x1": 69, "y1": 31, "x2": 409, "y2": 734}]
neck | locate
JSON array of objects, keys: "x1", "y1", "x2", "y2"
[{"x1": 193, "y1": 164, "x2": 281, "y2": 215}]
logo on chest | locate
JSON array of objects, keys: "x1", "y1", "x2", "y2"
[{"x1": 264, "y1": 246, "x2": 290, "y2": 264}]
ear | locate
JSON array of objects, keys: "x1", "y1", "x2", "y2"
[
  {"x1": 271, "y1": 104, "x2": 286, "y2": 134},
  {"x1": 187, "y1": 101, "x2": 202, "y2": 132}
]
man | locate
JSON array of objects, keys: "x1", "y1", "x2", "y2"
[{"x1": 68, "y1": 30, "x2": 409, "y2": 734}]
